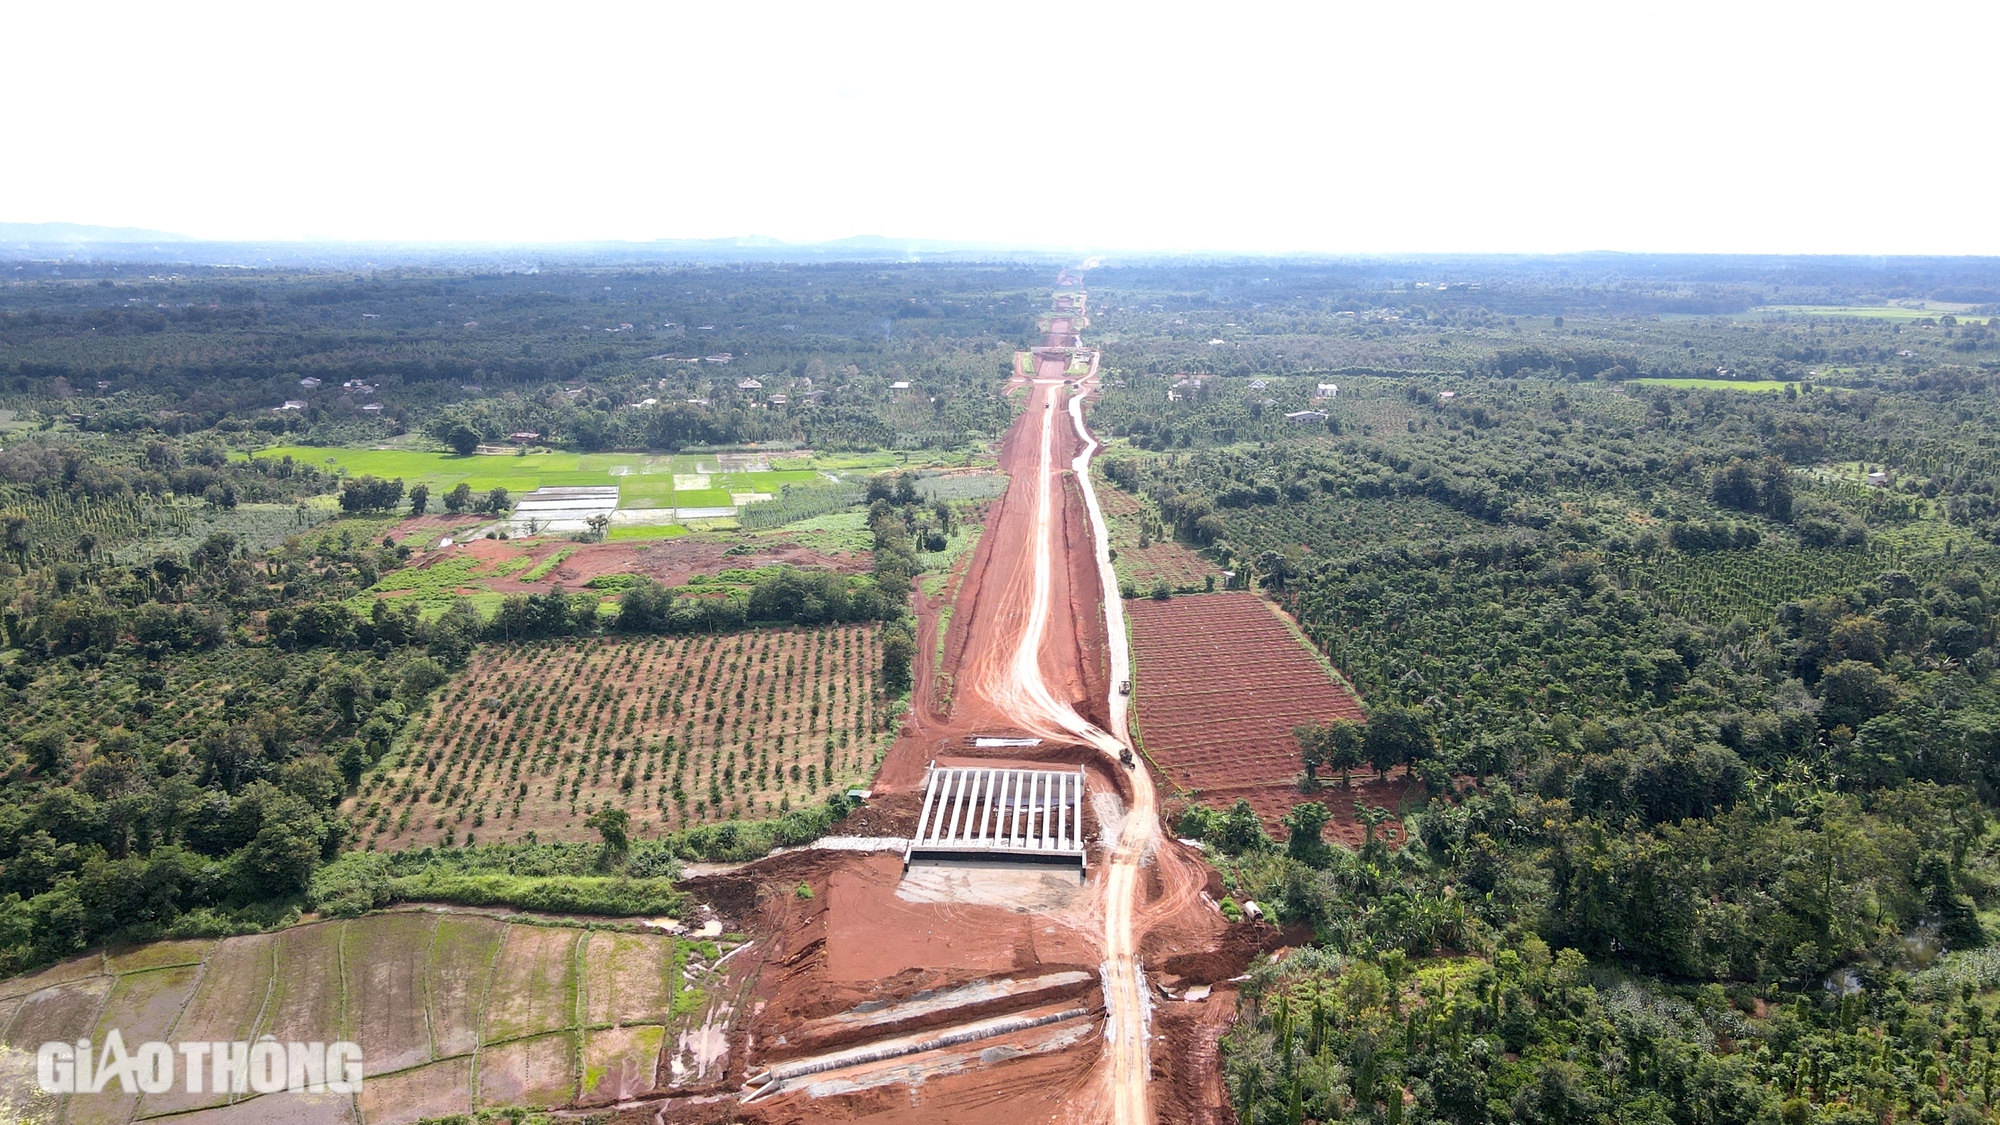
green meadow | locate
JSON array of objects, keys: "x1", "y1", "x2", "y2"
[
  {"x1": 606, "y1": 524, "x2": 691, "y2": 542},
  {"x1": 750, "y1": 509, "x2": 874, "y2": 554},
  {"x1": 1623, "y1": 377, "x2": 1794, "y2": 392},
  {"x1": 1741, "y1": 303, "x2": 1985, "y2": 322},
  {"x1": 247, "y1": 447, "x2": 821, "y2": 509}
]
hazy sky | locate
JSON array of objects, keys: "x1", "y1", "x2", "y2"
[{"x1": 6, "y1": 1, "x2": 1997, "y2": 254}]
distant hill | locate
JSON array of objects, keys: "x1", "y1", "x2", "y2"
[
  {"x1": 0, "y1": 226, "x2": 1079, "y2": 268},
  {"x1": 0, "y1": 221, "x2": 192, "y2": 243},
  {"x1": 0, "y1": 223, "x2": 1057, "y2": 258}
]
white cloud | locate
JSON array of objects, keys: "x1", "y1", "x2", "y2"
[{"x1": 3, "y1": 0, "x2": 1996, "y2": 254}]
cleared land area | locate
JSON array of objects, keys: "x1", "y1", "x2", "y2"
[
  {"x1": 0, "y1": 913, "x2": 737, "y2": 1124},
  {"x1": 352, "y1": 625, "x2": 893, "y2": 846},
  {"x1": 1093, "y1": 470, "x2": 1223, "y2": 594},
  {"x1": 255, "y1": 446, "x2": 819, "y2": 512},
  {"x1": 353, "y1": 527, "x2": 869, "y2": 621},
  {"x1": 1128, "y1": 592, "x2": 1377, "y2": 834}
]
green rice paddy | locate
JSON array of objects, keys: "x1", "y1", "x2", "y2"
[
  {"x1": 606, "y1": 524, "x2": 691, "y2": 542},
  {"x1": 244, "y1": 447, "x2": 821, "y2": 510}
]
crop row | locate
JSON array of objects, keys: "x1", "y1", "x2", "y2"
[
  {"x1": 1093, "y1": 475, "x2": 1221, "y2": 594},
  {"x1": 0, "y1": 912, "x2": 733, "y2": 1119},
  {"x1": 352, "y1": 624, "x2": 892, "y2": 846},
  {"x1": 1625, "y1": 541, "x2": 1974, "y2": 624},
  {"x1": 1128, "y1": 593, "x2": 1365, "y2": 822}
]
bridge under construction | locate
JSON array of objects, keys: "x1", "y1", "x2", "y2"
[{"x1": 904, "y1": 762, "x2": 1089, "y2": 869}]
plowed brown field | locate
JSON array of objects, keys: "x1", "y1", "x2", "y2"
[{"x1": 1128, "y1": 592, "x2": 1378, "y2": 836}]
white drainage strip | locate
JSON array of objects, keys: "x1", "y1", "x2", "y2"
[{"x1": 741, "y1": 1007, "x2": 1090, "y2": 1102}]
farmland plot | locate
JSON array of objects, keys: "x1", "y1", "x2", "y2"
[
  {"x1": 342, "y1": 912, "x2": 437, "y2": 1073},
  {"x1": 0, "y1": 913, "x2": 730, "y2": 1122},
  {"x1": 1092, "y1": 470, "x2": 1223, "y2": 594},
  {"x1": 581, "y1": 931, "x2": 676, "y2": 1027},
  {"x1": 1128, "y1": 593, "x2": 1367, "y2": 831},
  {"x1": 262, "y1": 922, "x2": 348, "y2": 1045},
  {"x1": 355, "y1": 624, "x2": 892, "y2": 846},
  {"x1": 425, "y1": 915, "x2": 507, "y2": 1059},
  {"x1": 482, "y1": 925, "x2": 579, "y2": 1043},
  {"x1": 134, "y1": 933, "x2": 274, "y2": 1116},
  {"x1": 69, "y1": 964, "x2": 202, "y2": 1125}
]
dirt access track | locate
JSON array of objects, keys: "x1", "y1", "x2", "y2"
[{"x1": 658, "y1": 282, "x2": 1264, "y2": 1125}]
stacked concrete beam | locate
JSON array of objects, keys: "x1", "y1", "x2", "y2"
[{"x1": 905, "y1": 763, "x2": 1088, "y2": 868}]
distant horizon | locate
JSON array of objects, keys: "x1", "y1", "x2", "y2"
[{"x1": 9, "y1": 221, "x2": 2000, "y2": 265}]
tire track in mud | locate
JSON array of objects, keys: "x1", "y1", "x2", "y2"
[
  {"x1": 988, "y1": 288, "x2": 1219, "y2": 1125},
  {"x1": 705, "y1": 280, "x2": 1237, "y2": 1125},
  {"x1": 963, "y1": 288, "x2": 1162, "y2": 1123},
  {"x1": 1067, "y1": 386, "x2": 1158, "y2": 1125}
]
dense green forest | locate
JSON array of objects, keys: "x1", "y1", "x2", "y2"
[
  {"x1": 1075, "y1": 273, "x2": 2000, "y2": 1124},
  {"x1": 0, "y1": 463, "x2": 938, "y2": 968},
  {"x1": 0, "y1": 264, "x2": 1036, "y2": 450},
  {"x1": 0, "y1": 262, "x2": 1018, "y2": 971},
  {"x1": 5, "y1": 255, "x2": 2000, "y2": 1124}
]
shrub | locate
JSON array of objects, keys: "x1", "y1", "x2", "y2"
[
  {"x1": 385, "y1": 873, "x2": 686, "y2": 916},
  {"x1": 308, "y1": 850, "x2": 394, "y2": 917}
]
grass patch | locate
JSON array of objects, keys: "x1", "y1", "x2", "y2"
[
  {"x1": 658, "y1": 793, "x2": 860, "y2": 862},
  {"x1": 254, "y1": 447, "x2": 669, "y2": 495},
  {"x1": 807, "y1": 449, "x2": 992, "y2": 472},
  {"x1": 583, "y1": 573, "x2": 645, "y2": 591},
  {"x1": 1623, "y1": 378, "x2": 1794, "y2": 393},
  {"x1": 918, "y1": 519, "x2": 982, "y2": 580},
  {"x1": 522, "y1": 547, "x2": 577, "y2": 582},
  {"x1": 606, "y1": 524, "x2": 690, "y2": 541},
  {"x1": 753, "y1": 509, "x2": 874, "y2": 553},
  {"x1": 244, "y1": 448, "x2": 819, "y2": 512},
  {"x1": 348, "y1": 555, "x2": 487, "y2": 617},
  {"x1": 311, "y1": 841, "x2": 691, "y2": 917},
  {"x1": 384, "y1": 873, "x2": 686, "y2": 915},
  {"x1": 1741, "y1": 303, "x2": 1982, "y2": 322}
]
